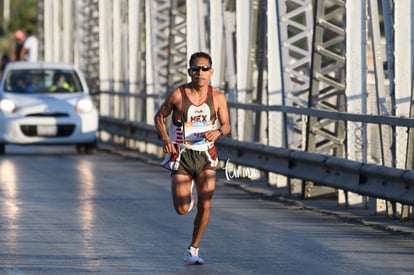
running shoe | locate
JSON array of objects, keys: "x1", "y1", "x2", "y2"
[
  {"x1": 184, "y1": 246, "x2": 204, "y2": 265},
  {"x1": 187, "y1": 180, "x2": 195, "y2": 213}
]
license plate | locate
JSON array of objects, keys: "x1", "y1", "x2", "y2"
[{"x1": 37, "y1": 125, "x2": 57, "y2": 136}]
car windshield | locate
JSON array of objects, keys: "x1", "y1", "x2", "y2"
[{"x1": 4, "y1": 69, "x2": 83, "y2": 94}]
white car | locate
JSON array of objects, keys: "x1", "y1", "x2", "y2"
[{"x1": 0, "y1": 61, "x2": 99, "y2": 154}]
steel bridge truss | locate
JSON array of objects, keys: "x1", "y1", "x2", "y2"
[
  {"x1": 37, "y1": 0, "x2": 413, "y2": 218},
  {"x1": 303, "y1": 0, "x2": 346, "y2": 198}
]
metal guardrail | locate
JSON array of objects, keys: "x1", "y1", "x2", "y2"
[
  {"x1": 95, "y1": 90, "x2": 414, "y2": 128},
  {"x1": 99, "y1": 116, "x2": 414, "y2": 206}
]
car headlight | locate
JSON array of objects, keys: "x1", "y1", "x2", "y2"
[
  {"x1": 76, "y1": 98, "x2": 94, "y2": 113},
  {"x1": 0, "y1": 98, "x2": 17, "y2": 114}
]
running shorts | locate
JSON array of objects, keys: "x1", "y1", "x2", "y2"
[{"x1": 161, "y1": 146, "x2": 218, "y2": 178}]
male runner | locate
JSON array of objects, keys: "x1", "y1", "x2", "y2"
[{"x1": 154, "y1": 52, "x2": 230, "y2": 264}]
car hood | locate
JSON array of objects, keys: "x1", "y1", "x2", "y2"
[{"x1": 3, "y1": 93, "x2": 88, "y2": 115}]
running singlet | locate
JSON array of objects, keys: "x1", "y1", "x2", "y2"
[{"x1": 168, "y1": 85, "x2": 217, "y2": 151}]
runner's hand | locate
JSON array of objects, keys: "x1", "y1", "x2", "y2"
[
  {"x1": 204, "y1": 130, "x2": 221, "y2": 142},
  {"x1": 163, "y1": 141, "x2": 177, "y2": 154}
]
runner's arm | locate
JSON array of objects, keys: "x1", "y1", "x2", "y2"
[
  {"x1": 154, "y1": 89, "x2": 180, "y2": 153},
  {"x1": 205, "y1": 90, "x2": 230, "y2": 142},
  {"x1": 215, "y1": 92, "x2": 230, "y2": 137}
]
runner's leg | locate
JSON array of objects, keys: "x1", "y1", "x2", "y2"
[
  {"x1": 171, "y1": 173, "x2": 193, "y2": 214},
  {"x1": 190, "y1": 169, "x2": 216, "y2": 248}
]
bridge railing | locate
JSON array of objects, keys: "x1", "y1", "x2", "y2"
[{"x1": 97, "y1": 97, "x2": 414, "y2": 208}]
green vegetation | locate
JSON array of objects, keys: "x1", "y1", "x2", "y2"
[{"x1": 0, "y1": 0, "x2": 38, "y2": 56}]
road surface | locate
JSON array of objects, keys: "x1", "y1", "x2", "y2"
[{"x1": 0, "y1": 145, "x2": 413, "y2": 274}]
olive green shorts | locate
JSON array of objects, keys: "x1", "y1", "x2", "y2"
[{"x1": 162, "y1": 146, "x2": 218, "y2": 178}]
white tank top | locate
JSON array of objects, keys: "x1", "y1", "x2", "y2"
[{"x1": 169, "y1": 85, "x2": 216, "y2": 151}]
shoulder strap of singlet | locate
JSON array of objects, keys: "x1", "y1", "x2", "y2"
[
  {"x1": 178, "y1": 84, "x2": 216, "y2": 122},
  {"x1": 208, "y1": 85, "x2": 217, "y2": 121}
]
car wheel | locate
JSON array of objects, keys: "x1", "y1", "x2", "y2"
[
  {"x1": 76, "y1": 144, "x2": 86, "y2": 154},
  {"x1": 0, "y1": 144, "x2": 4, "y2": 154},
  {"x1": 85, "y1": 142, "x2": 97, "y2": 154},
  {"x1": 76, "y1": 141, "x2": 97, "y2": 154}
]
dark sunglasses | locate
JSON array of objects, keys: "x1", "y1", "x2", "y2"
[{"x1": 190, "y1": 65, "x2": 211, "y2": 72}]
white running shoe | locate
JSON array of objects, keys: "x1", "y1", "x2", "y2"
[
  {"x1": 187, "y1": 180, "x2": 195, "y2": 213},
  {"x1": 184, "y1": 246, "x2": 204, "y2": 265}
]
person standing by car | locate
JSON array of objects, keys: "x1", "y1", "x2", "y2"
[
  {"x1": 20, "y1": 28, "x2": 38, "y2": 62},
  {"x1": 154, "y1": 51, "x2": 230, "y2": 265},
  {"x1": 10, "y1": 30, "x2": 25, "y2": 61}
]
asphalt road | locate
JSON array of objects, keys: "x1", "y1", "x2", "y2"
[{"x1": 0, "y1": 145, "x2": 413, "y2": 274}]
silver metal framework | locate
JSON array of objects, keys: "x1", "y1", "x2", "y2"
[
  {"x1": 35, "y1": 0, "x2": 414, "y2": 218},
  {"x1": 277, "y1": 0, "x2": 314, "y2": 150},
  {"x1": 303, "y1": 0, "x2": 346, "y2": 198}
]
